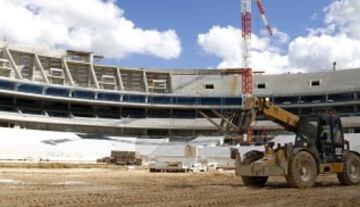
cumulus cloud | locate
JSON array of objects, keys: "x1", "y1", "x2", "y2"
[
  {"x1": 289, "y1": 0, "x2": 360, "y2": 71},
  {"x1": 198, "y1": 0, "x2": 360, "y2": 73},
  {"x1": 198, "y1": 26, "x2": 289, "y2": 74},
  {"x1": 260, "y1": 27, "x2": 289, "y2": 45},
  {"x1": 0, "y1": 0, "x2": 181, "y2": 59},
  {"x1": 324, "y1": 0, "x2": 360, "y2": 39},
  {"x1": 288, "y1": 34, "x2": 360, "y2": 71}
]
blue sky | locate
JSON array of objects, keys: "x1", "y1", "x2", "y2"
[
  {"x1": 3, "y1": 0, "x2": 358, "y2": 73},
  {"x1": 112, "y1": 0, "x2": 331, "y2": 69}
]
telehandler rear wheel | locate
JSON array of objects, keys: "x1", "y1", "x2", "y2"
[
  {"x1": 337, "y1": 152, "x2": 360, "y2": 186},
  {"x1": 286, "y1": 151, "x2": 317, "y2": 188},
  {"x1": 241, "y1": 151, "x2": 268, "y2": 187}
]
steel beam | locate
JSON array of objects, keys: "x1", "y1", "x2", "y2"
[
  {"x1": 211, "y1": 109, "x2": 240, "y2": 130},
  {"x1": 199, "y1": 111, "x2": 223, "y2": 132}
]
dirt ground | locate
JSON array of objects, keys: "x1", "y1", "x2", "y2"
[{"x1": 0, "y1": 166, "x2": 359, "y2": 207}]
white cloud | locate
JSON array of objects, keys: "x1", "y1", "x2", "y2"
[
  {"x1": 259, "y1": 27, "x2": 289, "y2": 45},
  {"x1": 288, "y1": 34, "x2": 360, "y2": 71},
  {"x1": 311, "y1": 12, "x2": 318, "y2": 21},
  {"x1": 324, "y1": 0, "x2": 360, "y2": 39},
  {"x1": 289, "y1": 0, "x2": 360, "y2": 71},
  {"x1": 198, "y1": 0, "x2": 360, "y2": 74},
  {"x1": 197, "y1": 25, "x2": 289, "y2": 74},
  {"x1": 0, "y1": 0, "x2": 181, "y2": 59},
  {"x1": 272, "y1": 28, "x2": 289, "y2": 44}
]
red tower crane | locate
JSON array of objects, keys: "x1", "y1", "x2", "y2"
[
  {"x1": 241, "y1": 0, "x2": 272, "y2": 142},
  {"x1": 241, "y1": 0, "x2": 272, "y2": 96},
  {"x1": 205, "y1": 1, "x2": 273, "y2": 144}
]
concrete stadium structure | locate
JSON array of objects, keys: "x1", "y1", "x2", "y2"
[{"x1": 0, "y1": 42, "x2": 360, "y2": 140}]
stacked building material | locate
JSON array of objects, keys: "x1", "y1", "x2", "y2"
[
  {"x1": 98, "y1": 150, "x2": 142, "y2": 166},
  {"x1": 111, "y1": 150, "x2": 138, "y2": 165}
]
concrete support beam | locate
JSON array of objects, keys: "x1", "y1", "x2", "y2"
[
  {"x1": 167, "y1": 73, "x2": 172, "y2": 93},
  {"x1": 34, "y1": 53, "x2": 49, "y2": 84},
  {"x1": 199, "y1": 111, "x2": 223, "y2": 132},
  {"x1": 116, "y1": 67, "x2": 124, "y2": 91},
  {"x1": 143, "y1": 70, "x2": 149, "y2": 92},
  {"x1": 4, "y1": 47, "x2": 23, "y2": 79},
  {"x1": 89, "y1": 64, "x2": 100, "y2": 89},
  {"x1": 211, "y1": 109, "x2": 240, "y2": 130},
  {"x1": 31, "y1": 65, "x2": 35, "y2": 81},
  {"x1": 61, "y1": 57, "x2": 75, "y2": 86}
]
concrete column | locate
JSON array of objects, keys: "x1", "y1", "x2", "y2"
[
  {"x1": 89, "y1": 63, "x2": 100, "y2": 89},
  {"x1": 166, "y1": 73, "x2": 172, "y2": 93},
  {"x1": 143, "y1": 70, "x2": 149, "y2": 92},
  {"x1": 116, "y1": 67, "x2": 124, "y2": 91},
  {"x1": 4, "y1": 47, "x2": 23, "y2": 79},
  {"x1": 61, "y1": 57, "x2": 75, "y2": 86},
  {"x1": 31, "y1": 65, "x2": 35, "y2": 81},
  {"x1": 34, "y1": 53, "x2": 49, "y2": 83}
]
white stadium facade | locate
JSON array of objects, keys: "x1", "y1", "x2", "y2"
[{"x1": 0, "y1": 42, "x2": 360, "y2": 141}]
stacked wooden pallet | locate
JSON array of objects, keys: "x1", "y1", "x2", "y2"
[{"x1": 97, "y1": 150, "x2": 142, "y2": 166}]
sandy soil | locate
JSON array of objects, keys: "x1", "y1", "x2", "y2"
[{"x1": 0, "y1": 167, "x2": 359, "y2": 207}]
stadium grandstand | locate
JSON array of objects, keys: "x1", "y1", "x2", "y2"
[{"x1": 0, "y1": 42, "x2": 360, "y2": 141}]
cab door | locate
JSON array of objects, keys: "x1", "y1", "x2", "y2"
[
  {"x1": 329, "y1": 116, "x2": 344, "y2": 162},
  {"x1": 318, "y1": 115, "x2": 334, "y2": 161}
]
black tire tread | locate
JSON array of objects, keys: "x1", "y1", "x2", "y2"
[
  {"x1": 285, "y1": 151, "x2": 317, "y2": 188},
  {"x1": 241, "y1": 151, "x2": 268, "y2": 187},
  {"x1": 337, "y1": 152, "x2": 360, "y2": 186}
]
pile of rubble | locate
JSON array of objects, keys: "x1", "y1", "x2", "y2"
[{"x1": 148, "y1": 144, "x2": 232, "y2": 173}]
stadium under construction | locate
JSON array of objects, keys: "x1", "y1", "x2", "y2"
[{"x1": 0, "y1": 42, "x2": 359, "y2": 142}]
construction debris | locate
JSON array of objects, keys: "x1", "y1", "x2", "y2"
[
  {"x1": 97, "y1": 150, "x2": 142, "y2": 166},
  {"x1": 149, "y1": 161, "x2": 190, "y2": 173}
]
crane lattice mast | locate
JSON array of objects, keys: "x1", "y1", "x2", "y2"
[
  {"x1": 240, "y1": 0, "x2": 272, "y2": 143},
  {"x1": 241, "y1": 0, "x2": 252, "y2": 97},
  {"x1": 241, "y1": 0, "x2": 252, "y2": 70},
  {"x1": 241, "y1": 0, "x2": 272, "y2": 97}
]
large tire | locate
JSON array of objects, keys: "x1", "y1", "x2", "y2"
[
  {"x1": 337, "y1": 152, "x2": 360, "y2": 186},
  {"x1": 241, "y1": 151, "x2": 268, "y2": 187},
  {"x1": 286, "y1": 151, "x2": 317, "y2": 188}
]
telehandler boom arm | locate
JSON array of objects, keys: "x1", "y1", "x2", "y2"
[{"x1": 241, "y1": 97, "x2": 300, "y2": 132}]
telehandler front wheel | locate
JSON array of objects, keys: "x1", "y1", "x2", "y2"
[
  {"x1": 241, "y1": 151, "x2": 268, "y2": 187},
  {"x1": 337, "y1": 152, "x2": 360, "y2": 186},
  {"x1": 286, "y1": 151, "x2": 317, "y2": 188}
]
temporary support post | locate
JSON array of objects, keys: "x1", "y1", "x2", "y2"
[
  {"x1": 198, "y1": 111, "x2": 224, "y2": 132},
  {"x1": 211, "y1": 109, "x2": 241, "y2": 130}
]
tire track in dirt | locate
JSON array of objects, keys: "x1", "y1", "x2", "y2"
[{"x1": 0, "y1": 169, "x2": 359, "y2": 207}]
